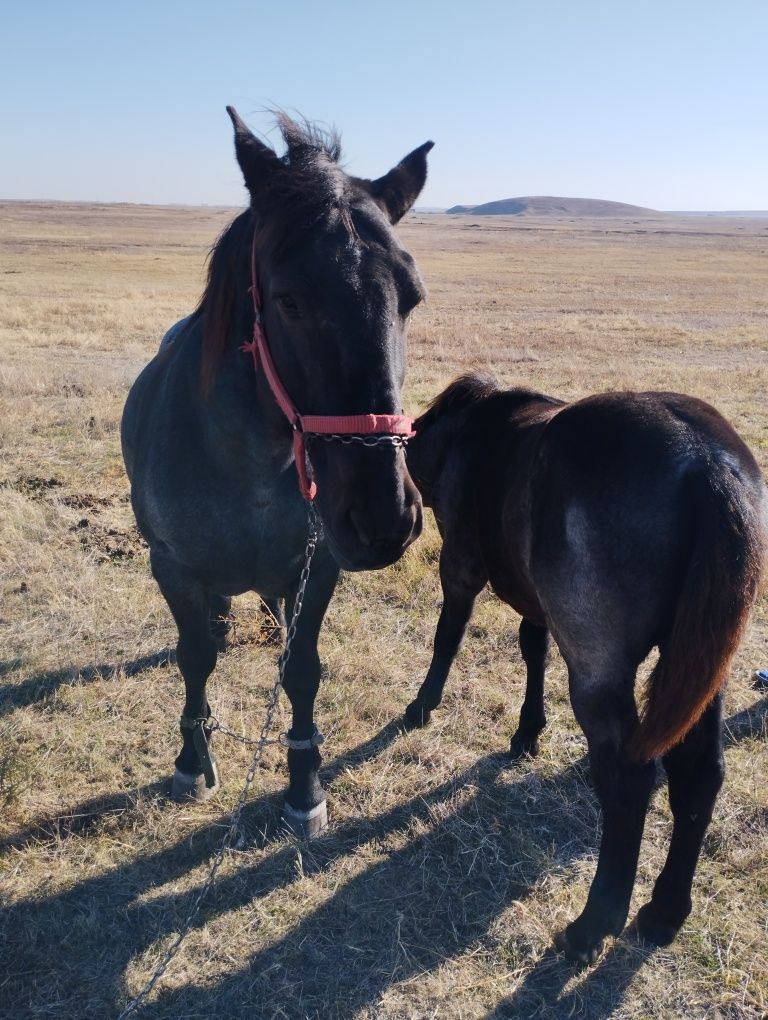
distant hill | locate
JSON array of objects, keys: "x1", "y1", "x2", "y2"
[{"x1": 446, "y1": 196, "x2": 662, "y2": 217}]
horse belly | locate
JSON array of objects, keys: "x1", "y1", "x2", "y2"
[{"x1": 488, "y1": 562, "x2": 546, "y2": 624}]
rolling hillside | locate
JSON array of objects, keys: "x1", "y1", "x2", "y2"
[{"x1": 447, "y1": 195, "x2": 662, "y2": 217}]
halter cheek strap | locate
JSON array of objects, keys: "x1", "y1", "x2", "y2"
[{"x1": 240, "y1": 235, "x2": 415, "y2": 502}]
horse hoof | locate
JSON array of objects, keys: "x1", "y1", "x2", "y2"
[
  {"x1": 554, "y1": 926, "x2": 604, "y2": 966},
  {"x1": 635, "y1": 902, "x2": 684, "y2": 947},
  {"x1": 171, "y1": 768, "x2": 219, "y2": 802},
  {"x1": 403, "y1": 700, "x2": 431, "y2": 729},
  {"x1": 509, "y1": 733, "x2": 539, "y2": 760},
  {"x1": 281, "y1": 799, "x2": 328, "y2": 840}
]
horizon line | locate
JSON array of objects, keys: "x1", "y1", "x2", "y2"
[{"x1": 2, "y1": 197, "x2": 768, "y2": 217}]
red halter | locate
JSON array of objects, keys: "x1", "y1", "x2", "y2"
[{"x1": 240, "y1": 236, "x2": 415, "y2": 501}]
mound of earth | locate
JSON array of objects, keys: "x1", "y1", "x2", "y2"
[{"x1": 446, "y1": 196, "x2": 661, "y2": 217}]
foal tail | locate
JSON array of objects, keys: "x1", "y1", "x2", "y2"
[{"x1": 629, "y1": 460, "x2": 766, "y2": 762}]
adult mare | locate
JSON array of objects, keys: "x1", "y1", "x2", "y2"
[
  {"x1": 121, "y1": 108, "x2": 432, "y2": 833},
  {"x1": 405, "y1": 373, "x2": 766, "y2": 963}
]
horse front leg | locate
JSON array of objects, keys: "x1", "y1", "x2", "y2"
[
  {"x1": 404, "y1": 546, "x2": 486, "y2": 728},
  {"x1": 280, "y1": 552, "x2": 339, "y2": 839},
  {"x1": 509, "y1": 618, "x2": 550, "y2": 758},
  {"x1": 151, "y1": 549, "x2": 220, "y2": 801}
]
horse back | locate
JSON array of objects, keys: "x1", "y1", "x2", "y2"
[{"x1": 528, "y1": 391, "x2": 766, "y2": 662}]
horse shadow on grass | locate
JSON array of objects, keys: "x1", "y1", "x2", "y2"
[
  {"x1": 0, "y1": 649, "x2": 176, "y2": 718},
  {"x1": 2, "y1": 696, "x2": 765, "y2": 1019}
]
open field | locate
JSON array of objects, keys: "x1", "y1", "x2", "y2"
[{"x1": 1, "y1": 201, "x2": 767, "y2": 1019}]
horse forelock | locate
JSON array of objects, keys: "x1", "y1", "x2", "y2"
[{"x1": 276, "y1": 111, "x2": 343, "y2": 166}]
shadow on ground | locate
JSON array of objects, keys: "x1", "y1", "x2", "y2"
[
  {"x1": 0, "y1": 649, "x2": 176, "y2": 718},
  {"x1": 2, "y1": 695, "x2": 765, "y2": 1019}
]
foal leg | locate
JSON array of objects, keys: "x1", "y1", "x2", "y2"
[
  {"x1": 636, "y1": 693, "x2": 724, "y2": 946},
  {"x1": 151, "y1": 549, "x2": 220, "y2": 801},
  {"x1": 557, "y1": 669, "x2": 656, "y2": 964},
  {"x1": 404, "y1": 550, "x2": 485, "y2": 728},
  {"x1": 280, "y1": 553, "x2": 339, "y2": 838},
  {"x1": 509, "y1": 619, "x2": 549, "y2": 758}
]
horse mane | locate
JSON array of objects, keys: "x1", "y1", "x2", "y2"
[
  {"x1": 197, "y1": 114, "x2": 348, "y2": 390},
  {"x1": 415, "y1": 373, "x2": 501, "y2": 433}
]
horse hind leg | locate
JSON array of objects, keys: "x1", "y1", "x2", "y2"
[
  {"x1": 635, "y1": 692, "x2": 724, "y2": 946},
  {"x1": 509, "y1": 618, "x2": 549, "y2": 758},
  {"x1": 556, "y1": 663, "x2": 656, "y2": 964},
  {"x1": 151, "y1": 549, "x2": 220, "y2": 801}
]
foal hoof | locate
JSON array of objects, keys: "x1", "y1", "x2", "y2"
[
  {"x1": 281, "y1": 799, "x2": 328, "y2": 840},
  {"x1": 509, "y1": 732, "x2": 539, "y2": 760},
  {"x1": 171, "y1": 768, "x2": 219, "y2": 802},
  {"x1": 554, "y1": 926, "x2": 605, "y2": 967},
  {"x1": 403, "y1": 700, "x2": 431, "y2": 729},
  {"x1": 635, "y1": 902, "x2": 684, "y2": 947}
]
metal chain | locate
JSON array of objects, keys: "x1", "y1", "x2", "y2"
[
  {"x1": 309, "y1": 433, "x2": 409, "y2": 449},
  {"x1": 208, "y1": 716, "x2": 278, "y2": 747},
  {"x1": 116, "y1": 504, "x2": 322, "y2": 1019}
]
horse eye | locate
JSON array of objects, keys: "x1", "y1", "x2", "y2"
[
  {"x1": 399, "y1": 286, "x2": 423, "y2": 317},
  {"x1": 275, "y1": 293, "x2": 300, "y2": 316}
]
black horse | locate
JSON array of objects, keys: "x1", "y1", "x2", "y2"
[
  {"x1": 122, "y1": 108, "x2": 432, "y2": 833},
  {"x1": 405, "y1": 373, "x2": 766, "y2": 963}
]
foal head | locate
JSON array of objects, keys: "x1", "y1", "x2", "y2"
[
  {"x1": 208, "y1": 108, "x2": 433, "y2": 570},
  {"x1": 408, "y1": 373, "x2": 500, "y2": 505}
]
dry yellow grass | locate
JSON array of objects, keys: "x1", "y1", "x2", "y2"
[{"x1": 1, "y1": 200, "x2": 766, "y2": 1019}]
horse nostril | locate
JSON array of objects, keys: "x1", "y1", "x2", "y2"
[{"x1": 346, "y1": 498, "x2": 421, "y2": 558}]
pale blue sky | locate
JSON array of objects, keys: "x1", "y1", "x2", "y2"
[{"x1": 1, "y1": 0, "x2": 766, "y2": 210}]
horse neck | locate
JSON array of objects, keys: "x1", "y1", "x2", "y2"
[
  {"x1": 415, "y1": 396, "x2": 550, "y2": 517},
  {"x1": 195, "y1": 301, "x2": 295, "y2": 481}
]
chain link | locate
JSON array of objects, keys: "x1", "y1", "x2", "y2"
[
  {"x1": 207, "y1": 716, "x2": 279, "y2": 747},
  {"x1": 116, "y1": 503, "x2": 322, "y2": 1019},
  {"x1": 308, "y1": 433, "x2": 410, "y2": 449}
]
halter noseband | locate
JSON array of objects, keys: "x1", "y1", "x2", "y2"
[{"x1": 240, "y1": 234, "x2": 415, "y2": 501}]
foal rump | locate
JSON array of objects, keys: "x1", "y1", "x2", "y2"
[{"x1": 629, "y1": 453, "x2": 766, "y2": 762}]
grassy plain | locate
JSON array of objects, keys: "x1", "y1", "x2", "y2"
[{"x1": 1, "y1": 201, "x2": 767, "y2": 1018}]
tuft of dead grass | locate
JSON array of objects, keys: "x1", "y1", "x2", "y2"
[{"x1": 1, "y1": 202, "x2": 766, "y2": 1019}]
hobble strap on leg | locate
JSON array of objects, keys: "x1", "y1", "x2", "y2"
[
  {"x1": 280, "y1": 725, "x2": 325, "y2": 751},
  {"x1": 180, "y1": 715, "x2": 218, "y2": 789}
]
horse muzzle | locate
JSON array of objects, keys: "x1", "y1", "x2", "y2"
[{"x1": 313, "y1": 444, "x2": 423, "y2": 571}]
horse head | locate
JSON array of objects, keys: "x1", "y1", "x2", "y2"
[{"x1": 222, "y1": 107, "x2": 431, "y2": 570}]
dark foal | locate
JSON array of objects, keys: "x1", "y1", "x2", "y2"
[
  {"x1": 405, "y1": 374, "x2": 766, "y2": 963},
  {"x1": 122, "y1": 108, "x2": 432, "y2": 833}
]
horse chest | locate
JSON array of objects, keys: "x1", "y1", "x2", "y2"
[{"x1": 148, "y1": 484, "x2": 313, "y2": 597}]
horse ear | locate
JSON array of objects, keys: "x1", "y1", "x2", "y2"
[
  {"x1": 226, "y1": 106, "x2": 281, "y2": 194},
  {"x1": 368, "y1": 141, "x2": 435, "y2": 224}
]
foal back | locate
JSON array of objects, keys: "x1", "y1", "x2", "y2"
[{"x1": 528, "y1": 390, "x2": 766, "y2": 759}]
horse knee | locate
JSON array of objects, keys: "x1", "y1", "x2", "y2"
[{"x1": 177, "y1": 632, "x2": 217, "y2": 683}]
